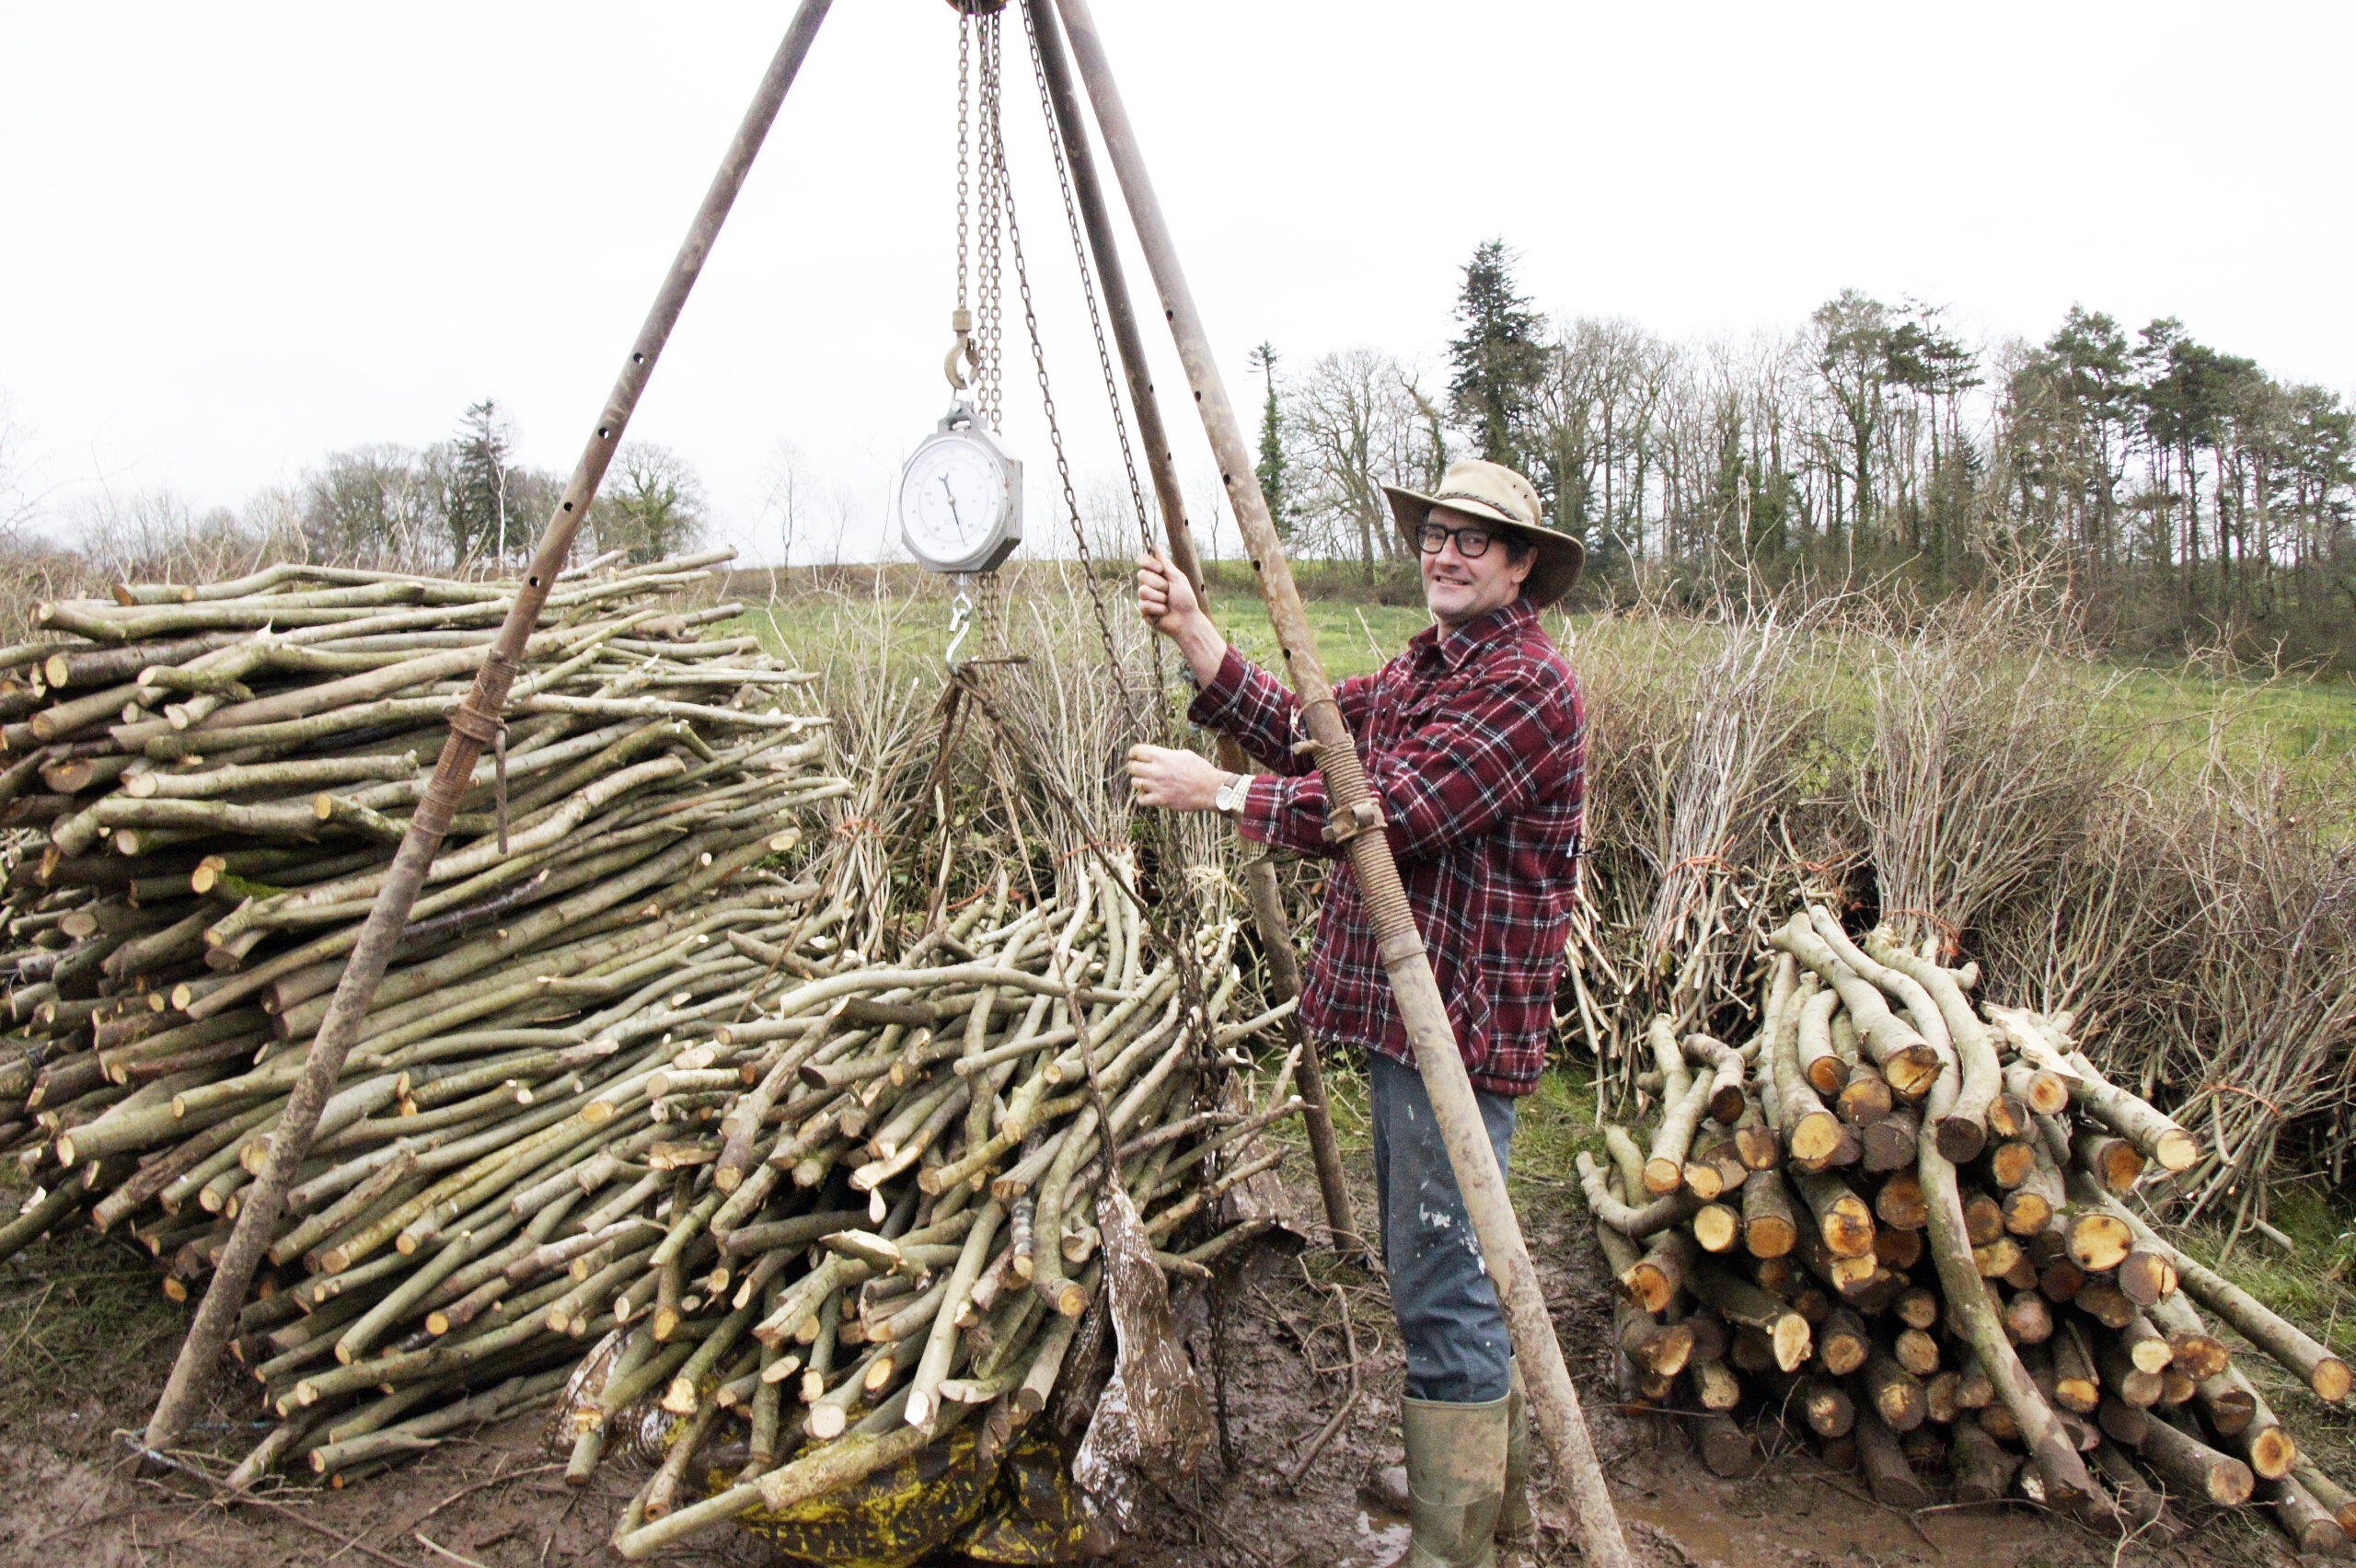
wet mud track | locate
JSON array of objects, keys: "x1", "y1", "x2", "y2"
[{"x1": 0, "y1": 1172, "x2": 2295, "y2": 1568}]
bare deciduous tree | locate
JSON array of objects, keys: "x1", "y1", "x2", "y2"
[
  {"x1": 594, "y1": 442, "x2": 709, "y2": 563},
  {"x1": 1283, "y1": 348, "x2": 1446, "y2": 578}
]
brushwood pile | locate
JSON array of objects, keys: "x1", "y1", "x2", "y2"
[{"x1": 0, "y1": 557, "x2": 1297, "y2": 1558}]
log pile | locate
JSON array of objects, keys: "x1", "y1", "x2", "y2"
[
  {"x1": 0, "y1": 559, "x2": 1291, "y2": 1554},
  {"x1": 1580, "y1": 905, "x2": 2356, "y2": 1555}
]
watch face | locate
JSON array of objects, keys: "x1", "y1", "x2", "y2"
[{"x1": 898, "y1": 433, "x2": 1009, "y2": 568}]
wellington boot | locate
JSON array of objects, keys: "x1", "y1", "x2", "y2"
[
  {"x1": 1382, "y1": 1392, "x2": 1508, "y2": 1568},
  {"x1": 1497, "y1": 1363, "x2": 1532, "y2": 1551}
]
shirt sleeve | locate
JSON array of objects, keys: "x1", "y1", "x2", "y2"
[
  {"x1": 1188, "y1": 651, "x2": 1380, "y2": 778},
  {"x1": 1238, "y1": 658, "x2": 1572, "y2": 863}
]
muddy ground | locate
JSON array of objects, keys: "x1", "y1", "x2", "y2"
[{"x1": 0, "y1": 1161, "x2": 2304, "y2": 1568}]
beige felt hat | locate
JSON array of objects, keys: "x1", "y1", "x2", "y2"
[{"x1": 1381, "y1": 458, "x2": 1585, "y2": 608}]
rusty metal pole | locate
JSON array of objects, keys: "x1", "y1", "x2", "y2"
[
  {"x1": 1049, "y1": 4, "x2": 1633, "y2": 1562},
  {"x1": 1022, "y1": 0, "x2": 1362, "y2": 1259},
  {"x1": 138, "y1": 0, "x2": 837, "y2": 1458}
]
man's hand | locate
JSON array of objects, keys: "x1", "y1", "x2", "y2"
[
  {"x1": 1126, "y1": 744, "x2": 1230, "y2": 813},
  {"x1": 1136, "y1": 551, "x2": 1228, "y2": 688}
]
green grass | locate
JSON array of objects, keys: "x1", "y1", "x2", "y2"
[
  {"x1": 729, "y1": 587, "x2": 2355, "y2": 786},
  {"x1": 2108, "y1": 664, "x2": 2356, "y2": 776},
  {"x1": 723, "y1": 591, "x2": 1434, "y2": 686},
  {"x1": 1266, "y1": 1048, "x2": 1604, "y2": 1215},
  {"x1": 0, "y1": 1184, "x2": 185, "y2": 1420}
]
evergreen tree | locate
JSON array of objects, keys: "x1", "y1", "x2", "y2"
[
  {"x1": 444, "y1": 398, "x2": 517, "y2": 564},
  {"x1": 1248, "y1": 341, "x2": 1289, "y2": 537},
  {"x1": 1446, "y1": 239, "x2": 1545, "y2": 471}
]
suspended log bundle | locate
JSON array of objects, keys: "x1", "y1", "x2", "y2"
[
  {"x1": 1586, "y1": 905, "x2": 2353, "y2": 1556},
  {"x1": 0, "y1": 559, "x2": 1300, "y2": 1543}
]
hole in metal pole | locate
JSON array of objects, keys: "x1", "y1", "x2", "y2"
[
  {"x1": 597, "y1": 428, "x2": 612, "y2": 440},
  {"x1": 561, "y1": 502, "x2": 574, "y2": 513},
  {"x1": 632, "y1": 353, "x2": 645, "y2": 364},
  {"x1": 528, "y1": 575, "x2": 541, "y2": 588}
]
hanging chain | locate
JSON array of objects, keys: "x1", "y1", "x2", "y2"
[
  {"x1": 1004, "y1": 10, "x2": 1216, "y2": 1173},
  {"x1": 987, "y1": 64, "x2": 1135, "y2": 728},
  {"x1": 975, "y1": 14, "x2": 1006, "y2": 430},
  {"x1": 1022, "y1": 6, "x2": 1174, "y2": 717},
  {"x1": 1023, "y1": 7, "x2": 1154, "y2": 561},
  {"x1": 955, "y1": 16, "x2": 970, "y2": 320}
]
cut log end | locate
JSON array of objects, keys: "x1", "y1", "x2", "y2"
[
  {"x1": 1692, "y1": 1205, "x2": 1742, "y2": 1254},
  {"x1": 2068, "y1": 1213, "x2": 2133, "y2": 1274},
  {"x1": 1788, "y1": 1113, "x2": 1842, "y2": 1168},
  {"x1": 1744, "y1": 1216, "x2": 1796, "y2": 1260},
  {"x1": 1932, "y1": 1115, "x2": 1987, "y2": 1165},
  {"x1": 1772, "y1": 1316, "x2": 1812, "y2": 1374}
]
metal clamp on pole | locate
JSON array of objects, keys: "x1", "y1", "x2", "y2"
[
  {"x1": 445, "y1": 701, "x2": 512, "y2": 854},
  {"x1": 1321, "y1": 796, "x2": 1386, "y2": 847}
]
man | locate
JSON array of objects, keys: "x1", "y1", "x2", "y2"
[{"x1": 1126, "y1": 458, "x2": 1585, "y2": 1568}]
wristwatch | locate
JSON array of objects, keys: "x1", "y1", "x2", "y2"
[{"x1": 1213, "y1": 773, "x2": 1252, "y2": 817}]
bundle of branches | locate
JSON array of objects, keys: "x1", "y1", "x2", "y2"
[
  {"x1": 0, "y1": 573, "x2": 1299, "y2": 1561},
  {"x1": 0, "y1": 549, "x2": 844, "y2": 1132},
  {"x1": 1576, "y1": 904, "x2": 2353, "y2": 1557},
  {"x1": 1853, "y1": 580, "x2": 2124, "y2": 961},
  {"x1": 565, "y1": 851, "x2": 1292, "y2": 1556},
  {"x1": 2141, "y1": 753, "x2": 2356, "y2": 1227},
  {"x1": 0, "y1": 553, "x2": 857, "y2": 1440},
  {"x1": 1564, "y1": 598, "x2": 1826, "y2": 1101}
]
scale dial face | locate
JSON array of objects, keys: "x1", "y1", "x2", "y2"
[{"x1": 897, "y1": 424, "x2": 1022, "y2": 574}]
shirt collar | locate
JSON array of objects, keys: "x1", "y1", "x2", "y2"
[{"x1": 1409, "y1": 597, "x2": 1537, "y2": 672}]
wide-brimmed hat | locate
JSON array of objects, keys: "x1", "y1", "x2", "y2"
[{"x1": 1381, "y1": 458, "x2": 1584, "y2": 608}]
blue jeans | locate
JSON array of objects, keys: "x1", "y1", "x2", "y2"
[{"x1": 1366, "y1": 1048, "x2": 1517, "y2": 1404}]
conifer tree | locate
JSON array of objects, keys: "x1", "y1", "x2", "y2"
[
  {"x1": 1447, "y1": 239, "x2": 1545, "y2": 471},
  {"x1": 1248, "y1": 341, "x2": 1290, "y2": 537}
]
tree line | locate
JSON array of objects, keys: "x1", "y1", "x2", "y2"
[
  {"x1": 27, "y1": 400, "x2": 710, "y2": 582},
  {"x1": 1256, "y1": 241, "x2": 2356, "y2": 663},
  {"x1": 278, "y1": 400, "x2": 709, "y2": 570}
]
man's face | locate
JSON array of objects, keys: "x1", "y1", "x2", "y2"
[{"x1": 1419, "y1": 503, "x2": 1533, "y2": 631}]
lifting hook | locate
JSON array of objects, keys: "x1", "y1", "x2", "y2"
[{"x1": 944, "y1": 306, "x2": 980, "y2": 391}]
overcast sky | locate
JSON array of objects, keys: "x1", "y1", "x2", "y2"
[{"x1": 4, "y1": 2, "x2": 2350, "y2": 569}]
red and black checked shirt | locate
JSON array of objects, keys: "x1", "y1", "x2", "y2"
[{"x1": 1188, "y1": 597, "x2": 1585, "y2": 1096}]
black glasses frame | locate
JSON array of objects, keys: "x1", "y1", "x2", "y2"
[{"x1": 1415, "y1": 520, "x2": 1498, "y2": 559}]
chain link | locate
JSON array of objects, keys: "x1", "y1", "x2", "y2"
[
  {"x1": 1023, "y1": 7, "x2": 1154, "y2": 562},
  {"x1": 955, "y1": 15, "x2": 970, "y2": 321},
  {"x1": 1021, "y1": 6, "x2": 1173, "y2": 715},
  {"x1": 975, "y1": 15, "x2": 1005, "y2": 430},
  {"x1": 987, "y1": 65, "x2": 1135, "y2": 728}
]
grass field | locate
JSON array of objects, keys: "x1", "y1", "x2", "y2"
[{"x1": 726, "y1": 586, "x2": 2356, "y2": 782}]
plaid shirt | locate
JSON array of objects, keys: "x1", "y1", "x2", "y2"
[{"x1": 1188, "y1": 598, "x2": 1585, "y2": 1096}]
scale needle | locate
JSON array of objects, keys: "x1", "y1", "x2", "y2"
[{"x1": 940, "y1": 475, "x2": 964, "y2": 537}]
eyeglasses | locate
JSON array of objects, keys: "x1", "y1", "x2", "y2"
[{"x1": 1415, "y1": 520, "x2": 1499, "y2": 559}]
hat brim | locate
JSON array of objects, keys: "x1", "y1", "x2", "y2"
[{"x1": 1381, "y1": 484, "x2": 1585, "y2": 610}]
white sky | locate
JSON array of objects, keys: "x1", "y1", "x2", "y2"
[{"x1": 4, "y1": 1, "x2": 2350, "y2": 568}]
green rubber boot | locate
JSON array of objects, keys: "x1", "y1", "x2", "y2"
[
  {"x1": 1385, "y1": 1392, "x2": 1509, "y2": 1568},
  {"x1": 1498, "y1": 1362, "x2": 1532, "y2": 1552}
]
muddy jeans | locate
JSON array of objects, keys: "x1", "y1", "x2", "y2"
[{"x1": 1366, "y1": 1048, "x2": 1518, "y2": 1404}]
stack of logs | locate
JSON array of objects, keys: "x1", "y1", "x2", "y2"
[
  {"x1": 0, "y1": 559, "x2": 1294, "y2": 1556},
  {"x1": 1576, "y1": 905, "x2": 2355, "y2": 1556}
]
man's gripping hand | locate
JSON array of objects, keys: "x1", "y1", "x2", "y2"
[
  {"x1": 1126, "y1": 744, "x2": 1230, "y2": 813},
  {"x1": 1136, "y1": 551, "x2": 1228, "y2": 687}
]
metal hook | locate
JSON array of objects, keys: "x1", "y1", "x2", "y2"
[
  {"x1": 944, "y1": 575, "x2": 976, "y2": 670},
  {"x1": 944, "y1": 306, "x2": 980, "y2": 392}
]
